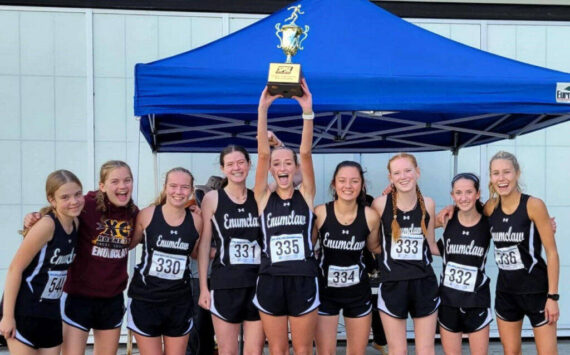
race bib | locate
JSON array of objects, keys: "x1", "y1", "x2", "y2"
[
  {"x1": 390, "y1": 234, "x2": 424, "y2": 260},
  {"x1": 229, "y1": 239, "x2": 260, "y2": 265},
  {"x1": 443, "y1": 261, "x2": 478, "y2": 292},
  {"x1": 494, "y1": 246, "x2": 524, "y2": 270},
  {"x1": 41, "y1": 270, "x2": 67, "y2": 300},
  {"x1": 149, "y1": 250, "x2": 186, "y2": 280},
  {"x1": 327, "y1": 264, "x2": 360, "y2": 287},
  {"x1": 270, "y1": 234, "x2": 305, "y2": 263}
]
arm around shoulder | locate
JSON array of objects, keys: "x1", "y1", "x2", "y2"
[{"x1": 129, "y1": 206, "x2": 154, "y2": 249}]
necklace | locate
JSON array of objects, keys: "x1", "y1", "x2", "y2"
[{"x1": 226, "y1": 187, "x2": 247, "y2": 203}]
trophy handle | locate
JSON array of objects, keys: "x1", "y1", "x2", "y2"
[
  {"x1": 298, "y1": 25, "x2": 310, "y2": 50},
  {"x1": 275, "y1": 23, "x2": 283, "y2": 49}
]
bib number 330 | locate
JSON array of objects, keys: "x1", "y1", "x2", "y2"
[
  {"x1": 270, "y1": 234, "x2": 305, "y2": 263},
  {"x1": 149, "y1": 250, "x2": 186, "y2": 280}
]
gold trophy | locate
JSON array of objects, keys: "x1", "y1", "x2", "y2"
[{"x1": 267, "y1": 5, "x2": 309, "y2": 97}]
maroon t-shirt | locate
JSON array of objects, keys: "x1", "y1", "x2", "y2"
[{"x1": 64, "y1": 190, "x2": 138, "y2": 298}]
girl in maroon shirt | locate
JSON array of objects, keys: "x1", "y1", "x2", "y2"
[{"x1": 26, "y1": 160, "x2": 138, "y2": 355}]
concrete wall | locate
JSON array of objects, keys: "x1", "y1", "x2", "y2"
[{"x1": 1, "y1": 6, "x2": 569, "y2": 336}]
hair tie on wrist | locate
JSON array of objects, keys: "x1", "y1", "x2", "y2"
[{"x1": 302, "y1": 112, "x2": 314, "y2": 120}]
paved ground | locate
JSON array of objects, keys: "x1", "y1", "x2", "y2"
[{"x1": 2, "y1": 339, "x2": 568, "y2": 354}]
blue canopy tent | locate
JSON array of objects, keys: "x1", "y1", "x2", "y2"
[{"x1": 134, "y1": 0, "x2": 570, "y2": 155}]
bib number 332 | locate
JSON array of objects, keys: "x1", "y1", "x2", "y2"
[
  {"x1": 443, "y1": 261, "x2": 477, "y2": 292},
  {"x1": 270, "y1": 234, "x2": 305, "y2": 263}
]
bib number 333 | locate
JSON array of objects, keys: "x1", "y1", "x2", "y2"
[{"x1": 390, "y1": 234, "x2": 424, "y2": 260}]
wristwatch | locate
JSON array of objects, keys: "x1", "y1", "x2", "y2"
[{"x1": 547, "y1": 293, "x2": 560, "y2": 301}]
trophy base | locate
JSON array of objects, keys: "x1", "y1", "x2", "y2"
[
  {"x1": 267, "y1": 82, "x2": 303, "y2": 98},
  {"x1": 267, "y1": 63, "x2": 303, "y2": 98}
]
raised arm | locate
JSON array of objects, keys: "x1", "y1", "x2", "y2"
[
  {"x1": 529, "y1": 197, "x2": 559, "y2": 325},
  {"x1": 197, "y1": 191, "x2": 217, "y2": 310},
  {"x1": 254, "y1": 87, "x2": 282, "y2": 206},
  {"x1": 294, "y1": 79, "x2": 316, "y2": 207}
]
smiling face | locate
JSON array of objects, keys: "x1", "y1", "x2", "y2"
[
  {"x1": 270, "y1": 148, "x2": 297, "y2": 189},
  {"x1": 388, "y1": 156, "x2": 419, "y2": 193},
  {"x1": 99, "y1": 166, "x2": 133, "y2": 207},
  {"x1": 221, "y1": 150, "x2": 250, "y2": 185},
  {"x1": 490, "y1": 158, "x2": 520, "y2": 197},
  {"x1": 49, "y1": 182, "x2": 85, "y2": 219},
  {"x1": 164, "y1": 171, "x2": 193, "y2": 208},
  {"x1": 451, "y1": 178, "x2": 480, "y2": 213},
  {"x1": 333, "y1": 166, "x2": 363, "y2": 203}
]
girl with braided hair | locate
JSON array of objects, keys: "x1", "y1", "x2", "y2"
[{"x1": 371, "y1": 153, "x2": 439, "y2": 355}]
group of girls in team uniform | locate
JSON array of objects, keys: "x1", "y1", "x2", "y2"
[{"x1": 0, "y1": 79, "x2": 560, "y2": 355}]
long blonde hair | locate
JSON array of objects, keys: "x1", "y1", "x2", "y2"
[
  {"x1": 488, "y1": 151, "x2": 521, "y2": 210},
  {"x1": 20, "y1": 170, "x2": 82, "y2": 237},
  {"x1": 153, "y1": 167, "x2": 194, "y2": 206},
  {"x1": 387, "y1": 153, "x2": 428, "y2": 241}
]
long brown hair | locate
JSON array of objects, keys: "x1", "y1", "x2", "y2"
[
  {"x1": 95, "y1": 160, "x2": 136, "y2": 215},
  {"x1": 20, "y1": 170, "x2": 82, "y2": 237},
  {"x1": 153, "y1": 167, "x2": 194, "y2": 206},
  {"x1": 387, "y1": 153, "x2": 427, "y2": 241},
  {"x1": 487, "y1": 151, "x2": 521, "y2": 211}
]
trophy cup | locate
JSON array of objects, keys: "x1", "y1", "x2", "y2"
[{"x1": 267, "y1": 5, "x2": 309, "y2": 98}]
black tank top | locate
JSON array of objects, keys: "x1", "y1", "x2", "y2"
[
  {"x1": 128, "y1": 206, "x2": 198, "y2": 302},
  {"x1": 210, "y1": 189, "x2": 261, "y2": 289},
  {"x1": 439, "y1": 213, "x2": 491, "y2": 308},
  {"x1": 15, "y1": 212, "x2": 78, "y2": 318},
  {"x1": 488, "y1": 194, "x2": 548, "y2": 294},
  {"x1": 318, "y1": 202, "x2": 370, "y2": 296},
  {"x1": 379, "y1": 193, "x2": 434, "y2": 282},
  {"x1": 259, "y1": 190, "x2": 317, "y2": 276}
]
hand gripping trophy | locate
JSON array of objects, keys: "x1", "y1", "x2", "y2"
[{"x1": 267, "y1": 5, "x2": 310, "y2": 97}]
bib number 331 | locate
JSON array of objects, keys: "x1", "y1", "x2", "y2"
[
  {"x1": 230, "y1": 239, "x2": 260, "y2": 265},
  {"x1": 270, "y1": 234, "x2": 305, "y2": 263}
]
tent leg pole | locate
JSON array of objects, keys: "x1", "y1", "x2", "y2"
[
  {"x1": 453, "y1": 152, "x2": 458, "y2": 176},
  {"x1": 153, "y1": 152, "x2": 159, "y2": 195},
  {"x1": 452, "y1": 132, "x2": 459, "y2": 176}
]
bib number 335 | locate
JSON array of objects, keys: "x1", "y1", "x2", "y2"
[{"x1": 270, "y1": 234, "x2": 305, "y2": 263}]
